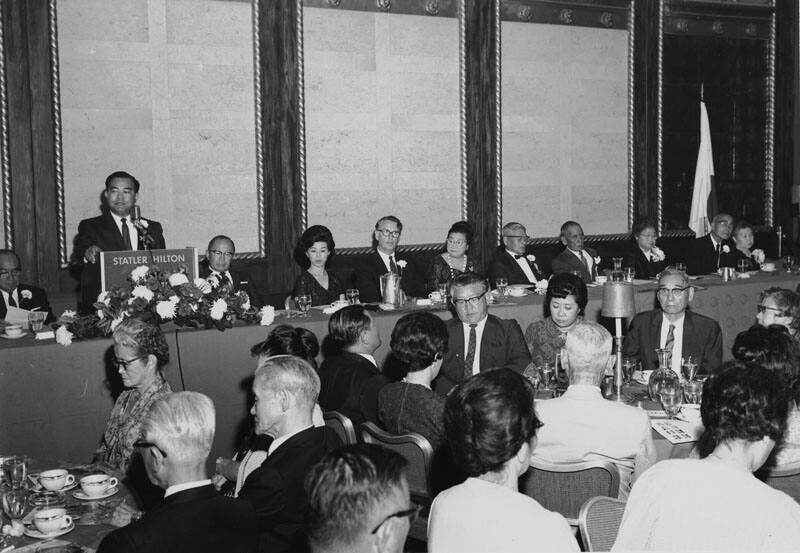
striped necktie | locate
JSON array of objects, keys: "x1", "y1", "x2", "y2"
[{"x1": 463, "y1": 324, "x2": 477, "y2": 381}]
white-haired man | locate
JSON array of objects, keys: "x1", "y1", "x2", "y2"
[
  {"x1": 533, "y1": 321, "x2": 656, "y2": 498},
  {"x1": 97, "y1": 392, "x2": 258, "y2": 553},
  {"x1": 238, "y1": 355, "x2": 342, "y2": 553}
]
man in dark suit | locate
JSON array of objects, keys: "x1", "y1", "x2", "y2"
[
  {"x1": 551, "y1": 221, "x2": 599, "y2": 284},
  {"x1": 238, "y1": 356, "x2": 342, "y2": 553},
  {"x1": 487, "y1": 222, "x2": 545, "y2": 287},
  {"x1": 352, "y1": 215, "x2": 424, "y2": 303},
  {"x1": 317, "y1": 305, "x2": 386, "y2": 428},
  {"x1": 198, "y1": 235, "x2": 262, "y2": 308},
  {"x1": 623, "y1": 268, "x2": 723, "y2": 375},
  {"x1": 0, "y1": 249, "x2": 54, "y2": 324},
  {"x1": 434, "y1": 272, "x2": 531, "y2": 395},
  {"x1": 686, "y1": 213, "x2": 736, "y2": 275},
  {"x1": 97, "y1": 392, "x2": 258, "y2": 553},
  {"x1": 74, "y1": 171, "x2": 165, "y2": 313}
]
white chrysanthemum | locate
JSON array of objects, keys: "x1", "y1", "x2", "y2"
[
  {"x1": 168, "y1": 273, "x2": 189, "y2": 287},
  {"x1": 194, "y1": 278, "x2": 212, "y2": 294},
  {"x1": 110, "y1": 316, "x2": 124, "y2": 332},
  {"x1": 96, "y1": 291, "x2": 110, "y2": 305},
  {"x1": 55, "y1": 326, "x2": 74, "y2": 346},
  {"x1": 130, "y1": 265, "x2": 149, "y2": 283},
  {"x1": 131, "y1": 285, "x2": 154, "y2": 301},
  {"x1": 169, "y1": 294, "x2": 180, "y2": 304},
  {"x1": 155, "y1": 300, "x2": 176, "y2": 320},
  {"x1": 259, "y1": 305, "x2": 275, "y2": 326},
  {"x1": 210, "y1": 299, "x2": 228, "y2": 320}
]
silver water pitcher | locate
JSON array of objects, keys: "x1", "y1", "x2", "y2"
[{"x1": 380, "y1": 273, "x2": 402, "y2": 307}]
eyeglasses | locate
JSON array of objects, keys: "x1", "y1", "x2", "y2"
[
  {"x1": 757, "y1": 304, "x2": 786, "y2": 315},
  {"x1": 447, "y1": 239, "x2": 466, "y2": 247},
  {"x1": 452, "y1": 290, "x2": 487, "y2": 307},
  {"x1": 208, "y1": 250, "x2": 234, "y2": 258},
  {"x1": 0, "y1": 268, "x2": 21, "y2": 278},
  {"x1": 376, "y1": 229, "x2": 401, "y2": 238},
  {"x1": 370, "y1": 504, "x2": 421, "y2": 534},
  {"x1": 112, "y1": 355, "x2": 148, "y2": 370},
  {"x1": 133, "y1": 439, "x2": 168, "y2": 458},
  {"x1": 657, "y1": 286, "x2": 690, "y2": 300}
]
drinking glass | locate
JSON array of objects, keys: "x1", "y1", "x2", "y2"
[
  {"x1": 538, "y1": 363, "x2": 555, "y2": 391},
  {"x1": 683, "y1": 379, "x2": 703, "y2": 404},
  {"x1": 28, "y1": 311, "x2": 47, "y2": 332},
  {"x1": 2, "y1": 456, "x2": 27, "y2": 490},
  {"x1": 659, "y1": 384, "x2": 682, "y2": 419},
  {"x1": 737, "y1": 259, "x2": 749, "y2": 274},
  {"x1": 495, "y1": 277, "x2": 508, "y2": 300},
  {"x1": 783, "y1": 255, "x2": 795, "y2": 273},
  {"x1": 681, "y1": 355, "x2": 698, "y2": 382},
  {"x1": 612, "y1": 257, "x2": 623, "y2": 271},
  {"x1": 3, "y1": 489, "x2": 29, "y2": 522},
  {"x1": 346, "y1": 289, "x2": 360, "y2": 305},
  {"x1": 295, "y1": 295, "x2": 312, "y2": 318},
  {"x1": 623, "y1": 267, "x2": 635, "y2": 283},
  {"x1": 438, "y1": 283, "x2": 448, "y2": 304},
  {"x1": 675, "y1": 262, "x2": 687, "y2": 272},
  {"x1": 621, "y1": 357, "x2": 637, "y2": 386}
]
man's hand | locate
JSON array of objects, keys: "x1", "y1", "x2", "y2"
[{"x1": 84, "y1": 245, "x2": 102, "y2": 264}]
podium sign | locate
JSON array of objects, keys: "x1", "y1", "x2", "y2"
[{"x1": 100, "y1": 248, "x2": 199, "y2": 292}]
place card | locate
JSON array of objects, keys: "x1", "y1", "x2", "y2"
[{"x1": 651, "y1": 419, "x2": 701, "y2": 444}]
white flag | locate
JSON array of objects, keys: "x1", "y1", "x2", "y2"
[{"x1": 688, "y1": 101, "x2": 715, "y2": 237}]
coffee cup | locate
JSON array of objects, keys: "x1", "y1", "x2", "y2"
[
  {"x1": 428, "y1": 291, "x2": 442, "y2": 303},
  {"x1": 33, "y1": 508, "x2": 72, "y2": 535},
  {"x1": 507, "y1": 287, "x2": 526, "y2": 297},
  {"x1": 4, "y1": 324, "x2": 23, "y2": 337},
  {"x1": 39, "y1": 469, "x2": 74, "y2": 491},
  {"x1": 79, "y1": 474, "x2": 118, "y2": 497},
  {"x1": 595, "y1": 275, "x2": 608, "y2": 284},
  {"x1": 329, "y1": 300, "x2": 348, "y2": 309}
]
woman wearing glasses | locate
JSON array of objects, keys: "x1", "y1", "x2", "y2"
[
  {"x1": 427, "y1": 221, "x2": 475, "y2": 293},
  {"x1": 624, "y1": 219, "x2": 667, "y2": 279},
  {"x1": 291, "y1": 225, "x2": 344, "y2": 306},
  {"x1": 756, "y1": 287, "x2": 800, "y2": 337}
]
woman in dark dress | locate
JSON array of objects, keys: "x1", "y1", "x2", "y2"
[
  {"x1": 732, "y1": 221, "x2": 763, "y2": 271},
  {"x1": 291, "y1": 225, "x2": 344, "y2": 306},
  {"x1": 624, "y1": 218, "x2": 667, "y2": 279},
  {"x1": 427, "y1": 221, "x2": 476, "y2": 293}
]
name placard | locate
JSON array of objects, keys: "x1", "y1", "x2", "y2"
[{"x1": 100, "y1": 248, "x2": 199, "y2": 292}]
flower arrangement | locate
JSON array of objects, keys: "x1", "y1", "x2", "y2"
[{"x1": 650, "y1": 246, "x2": 665, "y2": 262}]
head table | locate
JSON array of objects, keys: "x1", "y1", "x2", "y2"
[{"x1": 1, "y1": 272, "x2": 797, "y2": 469}]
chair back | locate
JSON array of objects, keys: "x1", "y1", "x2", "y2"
[
  {"x1": 322, "y1": 410, "x2": 358, "y2": 445},
  {"x1": 519, "y1": 458, "x2": 620, "y2": 524},
  {"x1": 756, "y1": 460, "x2": 800, "y2": 502},
  {"x1": 360, "y1": 422, "x2": 433, "y2": 501},
  {"x1": 578, "y1": 496, "x2": 626, "y2": 552}
]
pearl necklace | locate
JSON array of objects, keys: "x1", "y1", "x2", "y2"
[{"x1": 446, "y1": 254, "x2": 468, "y2": 278}]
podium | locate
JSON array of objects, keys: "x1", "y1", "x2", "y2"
[{"x1": 100, "y1": 248, "x2": 199, "y2": 291}]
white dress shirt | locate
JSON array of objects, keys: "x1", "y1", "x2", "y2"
[
  {"x1": 462, "y1": 316, "x2": 488, "y2": 376},
  {"x1": 164, "y1": 479, "x2": 212, "y2": 498},
  {"x1": 660, "y1": 313, "x2": 685, "y2": 375},
  {"x1": 1, "y1": 288, "x2": 19, "y2": 310},
  {"x1": 110, "y1": 212, "x2": 139, "y2": 251},
  {"x1": 358, "y1": 353, "x2": 377, "y2": 367},
  {"x1": 377, "y1": 249, "x2": 397, "y2": 274},
  {"x1": 506, "y1": 249, "x2": 537, "y2": 283}
]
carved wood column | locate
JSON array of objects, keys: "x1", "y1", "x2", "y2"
[{"x1": 775, "y1": 0, "x2": 797, "y2": 237}]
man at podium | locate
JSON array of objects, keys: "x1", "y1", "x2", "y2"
[{"x1": 74, "y1": 171, "x2": 166, "y2": 313}]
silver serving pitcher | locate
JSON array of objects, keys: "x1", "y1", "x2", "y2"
[{"x1": 380, "y1": 273, "x2": 402, "y2": 307}]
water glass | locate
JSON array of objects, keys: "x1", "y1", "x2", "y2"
[
  {"x1": 495, "y1": 277, "x2": 508, "y2": 298},
  {"x1": 660, "y1": 385, "x2": 682, "y2": 419},
  {"x1": 538, "y1": 363, "x2": 555, "y2": 391},
  {"x1": 623, "y1": 267, "x2": 635, "y2": 283},
  {"x1": 28, "y1": 311, "x2": 47, "y2": 332},
  {"x1": 681, "y1": 355, "x2": 698, "y2": 381},
  {"x1": 683, "y1": 379, "x2": 703, "y2": 404},
  {"x1": 737, "y1": 259, "x2": 749, "y2": 274},
  {"x1": 612, "y1": 257, "x2": 623, "y2": 271},
  {"x1": 438, "y1": 283, "x2": 448, "y2": 303},
  {"x1": 621, "y1": 357, "x2": 637, "y2": 385},
  {"x1": 783, "y1": 255, "x2": 795, "y2": 272},
  {"x1": 3, "y1": 489, "x2": 29, "y2": 521},
  {"x1": 2, "y1": 456, "x2": 27, "y2": 489},
  {"x1": 345, "y1": 289, "x2": 360, "y2": 305},
  {"x1": 675, "y1": 262, "x2": 687, "y2": 273},
  {"x1": 295, "y1": 295, "x2": 312, "y2": 317}
]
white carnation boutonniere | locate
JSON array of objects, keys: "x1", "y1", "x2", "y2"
[
  {"x1": 753, "y1": 249, "x2": 765, "y2": 265},
  {"x1": 651, "y1": 246, "x2": 665, "y2": 262},
  {"x1": 722, "y1": 245, "x2": 730, "y2": 254},
  {"x1": 594, "y1": 256, "x2": 601, "y2": 265},
  {"x1": 21, "y1": 290, "x2": 32, "y2": 300},
  {"x1": 259, "y1": 305, "x2": 275, "y2": 326},
  {"x1": 396, "y1": 259, "x2": 407, "y2": 275},
  {"x1": 138, "y1": 219, "x2": 149, "y2": 229}
]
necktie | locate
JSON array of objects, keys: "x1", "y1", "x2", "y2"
[
  {"x1": 121, "y1": 218, "x2": 132, "y2": 250},
  {"x1": 389, "y1": 255, "x2": 398, "y2": 274},
  {"x1": 715, "y1": 243, "x2": 721, "y2": 269},
  {"x1": 463, "y1": 324, "x2": 477, "y2": 381},
  {"x1": 581, "y1": 252, "x2": 590, "y2": 275},
  {"x1": 514, "y1": 254, "x2": 524, "y2": 260},
  {"x1": 8, "y1": 293, "x2": 16, "y2": 308}
]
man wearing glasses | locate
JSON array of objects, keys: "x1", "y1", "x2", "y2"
[
  {"x1": 199, "y1": 235, "x2": 262, "y2": 307},
  {"x1": 488, "y1": 222, "x2": 546, "y2": 286},
  {"x1": 686, "y1": 212, "x2": 737, "y2": 275},
  {"x1": 0, "y1": 249, "x2": 53, "y2": 324},
  {"x1": 306, "y1": 444, "x2": 414, "y2": 553},
  {"x1": 352, "y1": 215, "x2": 424, "y2": 303},
  {"x1": 434, "y1": 272, "x2": 531, "y2": 395},
  {"x1": 623, "y1": 268, "x2": 722, "y2": 375}
]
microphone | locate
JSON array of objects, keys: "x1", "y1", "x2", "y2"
[
  {"x1": 130, "y1": 205, "x2": 154, "y2": 248},
  {"x1": 131, "y1": 205, "x2": 141, "y2": 224}
]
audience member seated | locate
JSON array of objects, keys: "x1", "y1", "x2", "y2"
[
  {"x1": 199, "y1": 235, "x2": 262, "y2": 308},
  {"x1": 427, "y1": 221, "x2": 476, "y2": 293},
  {"x1": 379, "y1": 312, "x2": 448, "y2": 451},
  {"x1": 291, "y1": 225, "x2": 344, "y2": 307},
  {"x1": 551, "y1": 221, "x2": 598, "y2": 284},
  {"x1": 317, "y1": 305, "x2": 386, "y2": 428},
  {"x1": 97, "y1": 392, "x2": 258, "y2": 553},
  {"x1": 623, "y1": 268, "x2": 722, "y2": 375},
  {"x1": 534, "y1": 321, "x2": 656, "y2": 499},
  {"x1": 74, "y1": 171, "x2": 166, "y2": 313},
  {"x1": 0, "y1": 249, "x2": 54, "y2": 324},
  {"x1": 685, "y1": 212, "x2": 736, "y2": 275},
  {"x1": 306, "y1": 444, "x2": 412, "y2": 553},
  {"x1": 427, "y1": 369, "x2": 578, "y2": 552},
  {"x1": 237, "y1": 355, "x2": 341, "y2": 553},
  {"x1": 731, "y1": 220, "x2": 763, "y2": 271},
  {"x1": 524, "y1": 272, "x2": 586, "y2": 369},
  {"x1": 733, "y1": 325, "x2": 800, "y2": 466},
  {"x1": 352, "y1": 215, "x2": 424, "y2": 303},
  {"x1": 487, "y1": 222, "x2": 544, "y2": 287},
  {"x1": 623, "y1": 219, "x2": 666, "y2": 279},
  {"x1": 613, "y1": 363, "x2": 800, "y2": 551},
  {"x1": 756, "y1": 287, "x2": 800, "y2": 337},
  {"x1": 434, "y1": 272, "x2": 531, "y2": 395}
]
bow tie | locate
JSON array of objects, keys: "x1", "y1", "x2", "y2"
[{"x1": 514, "y1": 255, "x2": 525, "y2": 260}]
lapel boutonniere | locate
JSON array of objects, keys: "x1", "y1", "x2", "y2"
[
  {"x1": 21, "y1": 290, "x2": 32, "y2": 300},
  {"x1": 594, "y1": 256, "x2": 601, "y2": 265},
  {"x1": 650, "y1": 246, "x2": 665, "y2": 262},
  {"x1": 396, "y1": 259, "x2": 407, "y2": 275},
  {"x1": 722, "y1": 245, "x2": 730, "y2": 254},
  {"x1": 526, "y1": 254, "x2": 536, "y2": 263}
]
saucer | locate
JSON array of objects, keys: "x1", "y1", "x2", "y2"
[
  {"x1": 73, "y1": 486, "x2": 119, "y2": 500},
  {"x1": 24, "y1": 521, "x2": 75, "y2": 539},
  {"x1": 1, "y1": 331, "x2": 27, "y2": 340},
  {"x1": 33, "y1": 479, "x2": 78, "y2": 493}
]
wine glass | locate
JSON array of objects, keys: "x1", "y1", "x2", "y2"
[
  {"x1": 659, "y1": 383, "x2": 682, "y2": 419},
  {"x1": 783, "y1": 255, "x2": 795, "y2": 273},
  {"x1": 2, "y1": 456, "x2": 27, "y2": 490},
  {"x1": 495, "y1": 277, "x2": 508, "y2": 301},
  {"x1": 621, "y1": 357, "x2": 637, "y2": 387},
  {"x1": 295, "y1": 295, "x2": 312, "y2": 318},
  {"x1": 3, "y1": 489, "x2": 29, "y2": 522},
  {"x1": 681, "y1": 355, "x2": 698, "y2": 382},
  {"x1": 683, "y1": 379, "x2": 703, "y2": 405},
  {"x1": 538, "y1": 363, "x2": 554, "y2": 392},
  {"x1": 346, "y1": 289, "x2": 360, "y2": 305}
]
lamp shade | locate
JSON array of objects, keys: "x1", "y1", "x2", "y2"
[{"x1": 601, "y1": 281, "x2": 635, "y2": 318}]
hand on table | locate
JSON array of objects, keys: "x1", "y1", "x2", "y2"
[{"x1": 110, "y1": 502, "x2": 142, "y2": 528}]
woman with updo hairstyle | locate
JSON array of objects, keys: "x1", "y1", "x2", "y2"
[
  {"x1": 378, "y1": 312, "x2": 448, "y2": 450},
  {"x1": 292, "y1": 224, "x2": 344, "y2": 306},
  {"x1": 624, "y1": 218, "x2": 667, "y2": 279},
  {"x1": 614, "y1": 362, "x2": 800, "y2": 551},
  {"x1": 94, "y1": 318, "x2": 172, "y2": 473},
  {"x1": 427, "y1": 221, "x2": 476, "y2": 292},
  {"x1": 756, "y1": 287, "x2": 800, "y2": 337},
  {"x1": 427, "y1": 369, "x2": 578, "y2": 552}
]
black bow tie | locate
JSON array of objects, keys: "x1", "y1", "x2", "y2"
[{"x1": 514, "y1": 254, "x2": 525, "y2": 260}]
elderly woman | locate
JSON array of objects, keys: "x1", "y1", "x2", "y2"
[
  {"x1": 94, "y1": 318, "x2": 172, "y2": 473},
  {"x1": 427, "y1": 369, "x2": 577, "y2": 552},
  {"x1": 613, "y1": 363, "x2": 800, "y2": 551},
  {"x1": 524, "y1": 272, "x2": 587, "y2": 368},
  {"x1": 756, "y1": 287, "x2": 800, "y2": 336},
  {"x1": 378, "y1": 312, "x2": 448, "y2": 451},
  {"x1": 624, "y1": 219, "x2": 666, "y2": 279},
  {"x1": 427, "y1": 221, "x2": 475, "y2": 293},
  {"x1": 292, "y1": 224, "x2": 344, "y2": 306},
  {"x1": 732, "y1": 220, "x2": 762, "y2": 270}
]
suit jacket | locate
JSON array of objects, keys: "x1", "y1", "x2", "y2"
[
  {"x1": 550, "y1": 247, "x2": 598, "y2": 284},
  {"x1": 622, "y1": 309, "x2": 723, "y2": 375},
  {"x1": 434, "y1": 314, "x2": 531, "y2": 395},
  {"x1": 238, "y1": 426, "x2": 342, "y2": 553},
  {"x1": 686, "y1": 235, "x2": 736, "y2": 275},
  {"x1": 75, "y1": 213, "x2": 165, "y2": 313},
  {"x1": 0, "y1": 284, "x2": 54, "y2": 324},
  {"x1": 352, "y1": 251, "x2": 424, "y2": 303},
  {"x1": 487, "y1": 250, "x2": 545, "y2": 286},
  {"x1": 96, "y1": 484, "x2": 258, "y2": 553},
  {"x1": 624, "y1": 246, "x2": 667, "y2": 280},
  {"x1": 199, "y1": 260, "x2": 263, "y2": 308},
  {"x1": 317, "y1": 351, "x2": 387, "y2": 428}
]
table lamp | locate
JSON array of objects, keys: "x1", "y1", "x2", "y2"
[{"x1": 601, "y1": 281, "x2": 635, "y2": 402}]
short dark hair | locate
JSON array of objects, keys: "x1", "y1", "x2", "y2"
[
  {"x1": 447, "y1": 221, "x2": 474, "y2": 246},
  {"x1": 375, "y1": 215, "x2": 403, "y2": 232},
  {"x1": 759, "y1": 287, "x2": 800, "y2": 334},
  {"x1": 104, "y1": 171, "x2": 140, "y2": 193},
  {"x1": 450, "y1": 271, "x2": 489, "y2": 295},
  {"x1": 560, "y1": 220, "x2": 581, "y2": 236},
  {"x1": 445, "y1": 369, "x2": 541, "y2": 477},
  {"x1": 545, "y1": 272, "x2": 588, "y2": 315},
  {"x1": 732, "y1": 325, "x2": 800, "y2": 402},
  {"x1": 328, "y1": 305, "x2": 372, "y2": 348},
  {"x1": 206, "y1": 235, "x2": 235, "y2": 253},
  {"x1": 390, "y1": 312, "x2": 448, "y2": 377},
  {"x1": 631, "y1": 218, "x2": 657, "y2": 238},
  {"x1": 697, "y1": 361, "x2": 789, "y2": 457},
  {"x1": 306, "y1": 444, "x2": 408, "y2": 551},
  {"x1": 250, "y1": 324, "x2": 320, "y2": 369},
  {"x1": 732, "y1": 220, "x2": 753, "y2": 239},
  {"x1": 0, "y1": 249, "x2": 20, "y2": 267}
]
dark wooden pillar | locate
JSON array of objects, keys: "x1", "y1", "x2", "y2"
[
  {"x1": 775, "y1": 0, "x2": 797, "y2": 237},
  {"x1": 2, "y1": 0, "x2": 59, "y2": 290}
]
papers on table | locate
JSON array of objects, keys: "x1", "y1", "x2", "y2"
[
  {"x1": 651, "y1": 419, "x2": 703, "y2": 444},
  {"x1": 2, "y1": 305, "x2": 32, "y2": 327}
]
